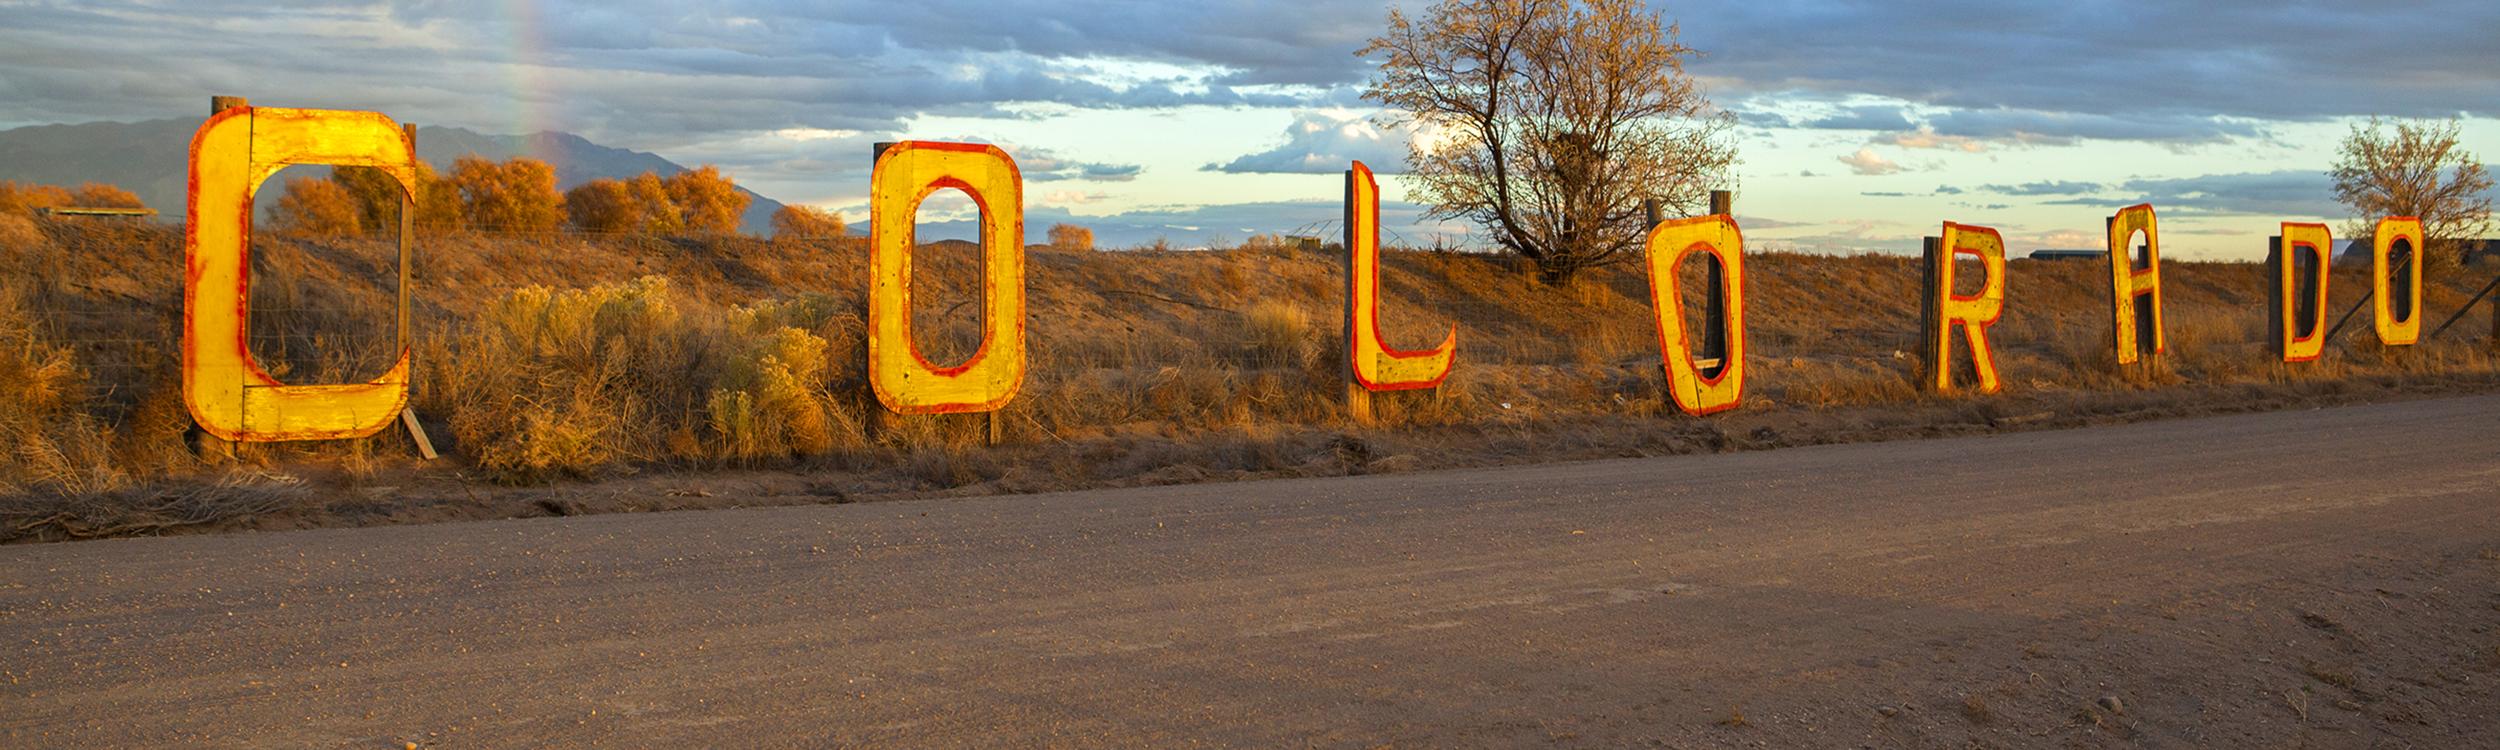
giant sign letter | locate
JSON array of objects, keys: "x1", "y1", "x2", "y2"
[
  {"x1": 1645, "y1": 215, "x2": 1746, "y2": 416},
  {"x1": 2105, "y1": 204, "x2": 2165, "y2": 365},
  {"x1": 2269, "y1": 223, "x2": 2332, "y2": 362},
  {"x1": 2373, "y1": 216, "x2": 2424, "y2": 347},
  {"x1": 184, "y1": 106, "x2": 413, "y2": 442},
  {"x1": 868, "y1": 141, "x2": 1026, "y2": 414},
  {"x1": 1920, "y1": 223, "x2": 2007, "y2": 393},
  {"x1": 1344, "y1": 161, "x2": 1455, "y2": 391}
]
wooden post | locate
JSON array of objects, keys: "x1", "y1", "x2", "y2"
[
  {"x1": 1343, "y1": 168, "x2": 1373, "y2": 426},
  {"x1": 400, "y1": 409, "x2": 439, "y2": 460},
  {"x1": 1699, "y1": 191, "x2": 1732, "y2": 376},
  {"x1": 397, "y1": 122, "x2": 439, "y2": 459},
  {"x1": 191, "y1": 96, "x2": 256, "y2": 462},
  {"x1": 864, "y1": 143, "x2": 898, "y2": 440},
  {"x1": 1918, "y1": 236, "x2": 1944, "y2": 392},
  {"x1": 2133, "y1": 244, "x2": 2157, "y2": 360},
  {"x1": 2265, "y1": 237, "x2": 2284, "y2": 360}
]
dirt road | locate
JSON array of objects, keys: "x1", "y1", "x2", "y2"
[{"x1": 5, "y1": 396, "x2": 2499, "y2": 748}]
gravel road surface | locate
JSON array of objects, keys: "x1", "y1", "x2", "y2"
[{"x1": 6, "y1": 396, "x2": 2499, "y2": 748}]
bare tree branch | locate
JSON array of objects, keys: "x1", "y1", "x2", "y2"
[
  {"x1": 1359, "y1": 0, "x2": 1736, "y2": 285},
  {"x1": 2330, "y1": 118, "x2": 2494, "y2": 274}
]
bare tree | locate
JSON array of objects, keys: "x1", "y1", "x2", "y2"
[
  {"x1": 1360, "y1": 0, "x2": 1735, "y2": 284},
  {"x1": 2330, "y1": 118, "x2": 2493, "y2": 272}
]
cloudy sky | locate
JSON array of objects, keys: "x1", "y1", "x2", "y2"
[{"x1": 3, "y1": 0, "x2": 2496, "y2": 257}]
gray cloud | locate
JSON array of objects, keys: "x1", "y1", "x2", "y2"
[
  {"x1": 1016, "y1": 147, "x2": 1144, "y2": 182},
  {"x1": 3, "y1": 0, "x2": 2494, "y2": 240},
  {"x1": 0, "y1": 0, "x2": 1372, "y2": 142},
  {"x1": 1984, "y1": 180, "x2": 2107, "y2": 197},
  {"x1": 2047, "y1": 170, "x2": 2343, "y2": 217},
  {"x1": 1675, "y1": 0, "x2": 2500, "y2": 125},
  {"x1": 1802, "y1": 106, "x2": 1915, "y2": 132},
  {"x1": 1919, "y1": 110, "x2": 2266, "y2": 146},
  {"x1": 4, "y1": 0, "x2": 2492, "y2": 164}
]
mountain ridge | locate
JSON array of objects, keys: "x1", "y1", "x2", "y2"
[{"x1": 0, "y1": 117, "x2": 785, "y2": 233}]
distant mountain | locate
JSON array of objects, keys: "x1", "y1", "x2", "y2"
[{"x1": 0, "y1": 117, "x2": 785, "y2": 233}]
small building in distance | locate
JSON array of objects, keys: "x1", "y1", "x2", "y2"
[
  {"x1": 2338, "y1": 238, "x2": 2500, "y2": 267},
  {"x1": 2024, "y1": 249, "x2": 2106, "y2": 262}
]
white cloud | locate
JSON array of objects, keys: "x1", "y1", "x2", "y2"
[
  {"x1": 1837, "y1": 147, "x2": 1906, "y2": 176},
  {"x1": 1878, "y1": 126, "x2": 1990, "y2": 153},
  {"x1": 1041, "y1": 189, "x2": 1109, "y2": 206},
  {"x1": 1206, "y1": 111, "x2": 1415, "y2": 174}
]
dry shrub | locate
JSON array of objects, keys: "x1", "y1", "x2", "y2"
[
  {"x1": 0, "y1": 213, "x2": 48, "y2": 251},
  {"x1": 0, "y1": 181, "x2": 74, "y2": 215},
  {"x1": 567, "y1": 174, "x2": 699, "y2": 236},
  {"x1": 450, "y1": 156, "x2": 565, "y2": 232},
  {"x1": 0, "y1": 285, "x2": 126, "y2": 495},
  {"x1": 565, "y1": 179, "x2": 646, "y2": 234},
  {"x1": 1048, "y1": 223, "x2": 1095, "y2": 251},
  {"x1": 423, "y1": 276, "x2": 871, "y2": 482},
  {"x1": 626, "y1": 174, "x2": 683, "y2": 235},
  {"x1": 331, "y1": 163, "x2": 460, "y2": 233},
  {"x1": 665, "y1": 165, "x2": 749, "y2": 235},
  {"x1": 69, "y1": 183, "x2": 145, "y2": 209},
  {"x1": 269, "y1": 176, "x2": 363, "y2": 237},
  {"x1": 566, "y1": 168, "x2": 758, "y2": 236},
  {"x1": 709, "y1": 324, "x2": 859, "y2": 463},
  {"x1": 426, "y1": 278, "x2": 682, "y2": 482},
  {"x1": 771, "y1": 204, "x2": 847, "y2": 239}
]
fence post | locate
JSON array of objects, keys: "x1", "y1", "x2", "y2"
[
  {"x1": 1918, "y1": 236, "x2": 1944, "y2": 392},
  {"x1": 398, "y1": 121, "x2": 438, "y2": 459},
  {"x1": 194, "y1": 96, "x2": 251, "y2": 463},
  {"x1": 1700, "y1": 191, "x2": 1731, "y2": 374},
  {"x1": 864, "y1": 143, "x2": 897, "y2": 442}
]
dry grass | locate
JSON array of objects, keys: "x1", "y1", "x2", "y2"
[
  {"x1": 0, "y1": 281, "x2": 132, "y2": 496},
  {"x1": 1240, "y1": 299, "x2": 1314, "y2": 369},
  {"x1": 0, "y1": 471, "x2": 313, "y2": 542},
  {"x1": 3, "y1": 219, "x2": 2498, "y2": 532}
]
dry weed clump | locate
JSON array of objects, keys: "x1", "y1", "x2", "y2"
[
  {"x1": 1240, "y1": 300, "x2": 1314, "y2": 369},
  {"x1": 423, "y1": 277, "x2": 679, "y2": 482},
  {"x1": 1047, "y1": 223, "x2": 1095, "y2": 251},
  {"x1": 419, "y1": 276, "x2": 873, "y2": 482},
  {"x1": 449, "y1": 156, "x2": 565, "y2": 232},
  {"x1": 270, "y1": 175, "x2": 365, "y2": 237},
  {"x1": 709, "y1": 319, "x2": 862, "y2": 464},
  {"x1": 770, "y1": 204, "x2": 847, "y2": 239},
  {"x1": 0, "y1": 211, "x2": 52, "y2": 250},
  {"x1": 0, "y1": 284, "x2": 129, "y2": 495},
  {"x1": 0, "y1": 471, "x2": 314, "y2": 542}
]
